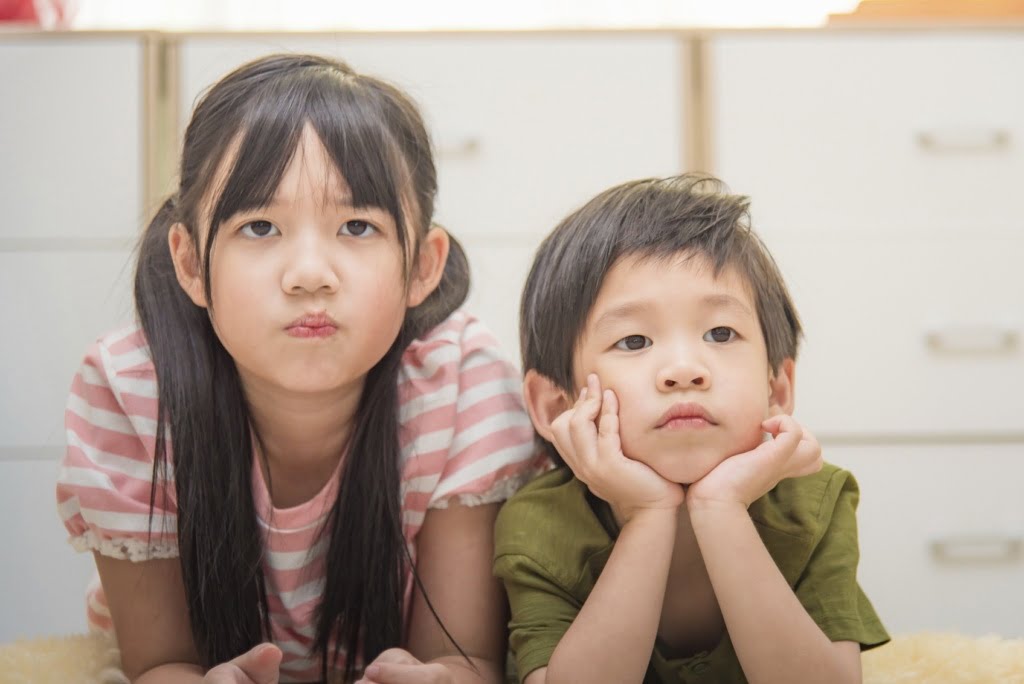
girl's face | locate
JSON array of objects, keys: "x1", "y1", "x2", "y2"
[{"x1": 174, "y1": 125, "x2": 433, "y2": 397}]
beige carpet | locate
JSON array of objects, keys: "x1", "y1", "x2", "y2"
[{"x1": 2, "y1": 631, "x2": 1023, "y2": 683}]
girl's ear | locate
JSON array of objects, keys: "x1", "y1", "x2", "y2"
[
  {"x1": 168, "y1": 223, "x2": 208, "y2": 308},
  {"x1": 523, "y1": 369, "x2": 573, "y2": 442},
  {"x1": 768, "y1": 357, "x2": 796, "y2": 415},
  {"x1": 407, "y1": 226, "x2": 450, "y2": 308}
]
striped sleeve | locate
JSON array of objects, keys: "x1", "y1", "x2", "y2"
[
  {"x1": 56, "y1": 325, "x2": 178, "y2": 562},
  {"x1": 398, "y1": 311, "x2": 549, "y2": 517}
]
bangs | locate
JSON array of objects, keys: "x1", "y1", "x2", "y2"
[{"x1": 208, "y1": 67, "x2": 410, "y2": 242}]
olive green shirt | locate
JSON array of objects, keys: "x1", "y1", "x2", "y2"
[{"x1": 494, "y1": 464, "x2": 890, "y2": 683}]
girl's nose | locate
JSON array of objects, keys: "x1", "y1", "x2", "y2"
[{"x1": 281, "y1": 239, "x2": 340, "y2": 295}]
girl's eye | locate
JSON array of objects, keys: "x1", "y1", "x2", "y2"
[
  {"x1": 614, "y1": 335, "x2": 651, "y2": 351},
  {"x1": 240, "y1": 220, "x2": 279, "y2": 238},
  {"x1": 340, "y1": 220, "x2": 377, "y2": 238},
  {"x1": 704, "y1": 327, "x2": 736, "y2": 343}
]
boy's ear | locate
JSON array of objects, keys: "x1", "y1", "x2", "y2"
[
  {"x1": 768, "y1": 358, "x2": 796, "y2": 415},
  {"x1": 523, "y1": 369, "x2": 573, "y2": 442},
  {"x1": 407, "y1": 226, "x2": 450, "y2": 307},
  {"x1": 168, "y1": 223, "x2": 208, "y2": 308}
]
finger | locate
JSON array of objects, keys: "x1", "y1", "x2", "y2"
[
  {"x1": 549, "y1": 410, "x2": 577, "y2": 463},
  {"x1": 362, "y1": 662, "x2": 448, "y2": 684},
  {"x1": 368, "y1": 648, "x2": 421, "y2": 666},
  {"x1": 567, "y1": 376, "x2": 604, "y2": 468},
  {"x1": 230, "y1": 643, "x2": 281, "y2": 684},
  {"x1": 596, "y1": 389, "x2": 622, "y2": 462}
]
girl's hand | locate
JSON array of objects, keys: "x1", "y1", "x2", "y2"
[
  {"x1": 550, "y1": 374, "x2": 684, "y2": 522},
  {"x1": 686, "y1": 413, "x2": 822, "y2": 512},
  {"x1": 357, "y1": 648, "x2": 453, "y2": 683},
  {"x1": 203, "y1": 643, "x2": 281, "y2": 684}
]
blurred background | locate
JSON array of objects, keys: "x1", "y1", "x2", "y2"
[{"x1": 1, "y1": 0, "x2": 1022, "y2": 648}]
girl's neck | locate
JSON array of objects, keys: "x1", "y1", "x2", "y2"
[{"x1": 242, "y1": 372, "x2": 364, "y2": 509}]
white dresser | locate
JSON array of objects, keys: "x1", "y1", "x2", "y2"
[{"x1": 708, "y1": 30, "x2": 1024, "y2": 638}]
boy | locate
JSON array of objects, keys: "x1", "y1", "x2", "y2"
[{"x1": 495, "y1": 175, "x2": 889, "y2": 683}]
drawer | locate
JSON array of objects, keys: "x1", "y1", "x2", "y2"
[
  {"x1": 0, "y1": 37, "x2": 144, "y2": 242},
  {"x1": 772, "y1": 235, "x2": 1024, "y2": 436},
  {"x1": 0, "y1": 250, "x2": 135, "y2": 447},
  {"x1": 710, "y1": 33, "x2": 1024, "y2": 239},
  {"x1": 460, "y1": 236, "x2": 538, "y2": 369},
  {"x1": 0, "y1": 455, "x2": 98, "y2": 642},
  {"x1": 179, "y1": 34, "x2": 684, "y2": 241},
  {"x1": 827, "y1": 443, "x2": 1024, "y2": 638}
]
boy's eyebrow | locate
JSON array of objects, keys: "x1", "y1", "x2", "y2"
[
  {"x1": 701, "y1": 293, "x2": 755, "y2": 318},
  {"x1": 591, "y1": 301, "x2": 651, "y2": 333},
  {"x1": 592, "y1": 294, "x2": 755, "y2": 333}
]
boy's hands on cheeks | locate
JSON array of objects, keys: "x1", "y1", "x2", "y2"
[
  {"x1": 550, "y1": 374, "x2": 684, "y2": 523},
  {"x1": 686, "y1": 411, "x2": 822, "y2": 513},
  {"x1": 356, "y1": 648, "x2": 454, "y2": 684},
  {"x1": 203, "y1": 643, "x2": 281, "y2": 684}
]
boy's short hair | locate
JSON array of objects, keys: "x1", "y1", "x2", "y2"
[{"x1": 520, "y1": 173, "x2": 802, "y2": 395}]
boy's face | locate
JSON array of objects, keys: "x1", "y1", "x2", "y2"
[{"x1": 572, "y1": 252, "x2": 783, "y2": 485}]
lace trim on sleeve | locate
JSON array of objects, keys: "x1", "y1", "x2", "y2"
[
  {"x1": 70, "y1": 530, "x2": 178, "y2": 562},
  {"x1": 429, "y1": 469, "x2": 548, "y2": 509}
]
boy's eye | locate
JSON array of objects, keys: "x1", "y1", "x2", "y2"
[
  {"x1": 704, "y1": 327, "x2": 736, "y2": 343},
  {"x1": 340, "y1": 220, "x2": 377, "y2": 237},
  {"x1": 239, "y1": 220, "x2": 279, "y2": 238},
  {"x1": 614, "y1": 335, "x2": 651, "y2": 351}
]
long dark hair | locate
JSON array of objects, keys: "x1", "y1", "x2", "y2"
[{"x1": 134, "y1": 54, "x2": 470, "y2": 680}]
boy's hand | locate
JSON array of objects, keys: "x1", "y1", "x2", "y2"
[
  {"x1": 686, "y1": 412, "x2": 822, "y2": 512},
  {"x1": 550, "y1": 374, "x2": 684, "y2": 522},
  {"x1": 204, "y1": 643, "x2": 281, "y2": 684},
  {"x1": 356, "y1": 648, "x2": 453, "y2": 683}
]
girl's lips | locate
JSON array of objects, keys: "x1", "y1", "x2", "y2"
[
  {"x1": 286, "y1": 324, "x2": 337, "y2": 338},
  {"x1": 286, "y1": 311, "x2": 339, "y2": 338}
]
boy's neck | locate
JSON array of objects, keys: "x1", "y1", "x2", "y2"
[{"x1": 242, "y1": 373, "x2": 364, "y2": 508}]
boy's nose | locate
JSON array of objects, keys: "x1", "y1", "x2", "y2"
[{"x1": 657, "y1": 360, "x2": 710, "y2": 391}]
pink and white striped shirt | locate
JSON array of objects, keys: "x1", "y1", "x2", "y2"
[{"x1": 56, "y1": 311, "x2": 548, "y2": 682}]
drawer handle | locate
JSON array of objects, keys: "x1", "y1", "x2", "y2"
[
  {"x1": 924, "y1": 326, "x2": 1019, "y2": 355},
  {"x1": 915, "y1": 128, "x2": 1011, "y2": 154},
  {"x1": 437, "y1": 137, "x2": 481, "y2": 159},
  {"x1": 930, "y1": 536, "x2": 1023, "y2": 564}
]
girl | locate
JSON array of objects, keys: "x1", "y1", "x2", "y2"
[{"x1": 56, "y1": 54, "x2": 547, "y2": 683}]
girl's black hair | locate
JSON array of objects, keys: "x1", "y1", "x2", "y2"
[{"x1": 134, "y1": 54, "x2": 470, "y2": 680}]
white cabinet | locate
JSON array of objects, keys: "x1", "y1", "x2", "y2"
[
  {"x1": 0, "y1": 35, "x2": 144, "y2": 642},
  {"x1": 709, "y1": 33, "x2": 1024, "y2": 240},
  {"x1": 178, "y1": 34, "x2": 686, "y2": 360},
  {"x1": 709, "y1": 31, "x2": 1024, "y2": 638},
  {"x1": 829, "y1": 444, "x2": 1024, "y2": 638}
]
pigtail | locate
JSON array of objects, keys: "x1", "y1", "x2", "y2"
[
  {"x1": 403, "y1": 229, "x2": 470, "y2": 341},
  {"x1": 135, "y1": 196, "x2": 270, "y2": 666}
]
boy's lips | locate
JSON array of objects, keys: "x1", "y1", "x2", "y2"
[{"x1": 655, "y1": 402, "x2": 717, "y2": 429}]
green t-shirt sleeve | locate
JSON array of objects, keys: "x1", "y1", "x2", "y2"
[
  {"x1": 494, "y1": 551, "x2": 582, "y2": 682},
  {"x1": 794, "y1": 469, "x2": 890, "y2": 650}
]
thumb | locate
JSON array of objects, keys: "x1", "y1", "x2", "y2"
[{"x1": 232, "y1": 643, "x2": 282, "y2": 684}]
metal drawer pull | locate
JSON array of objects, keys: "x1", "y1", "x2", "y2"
[
  {"x1": 916, "y1": 129, "x2": 1011, "y2": 153},
  {"x1": 930, "y1": 536, "x2": 1023, "y2": 564},
  {"x1": 924, "y1": 327, "x2": 1019, "y2": 355},
  {"x1": 437, "y1": 137, "x2": 481, "y2": 159}
]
